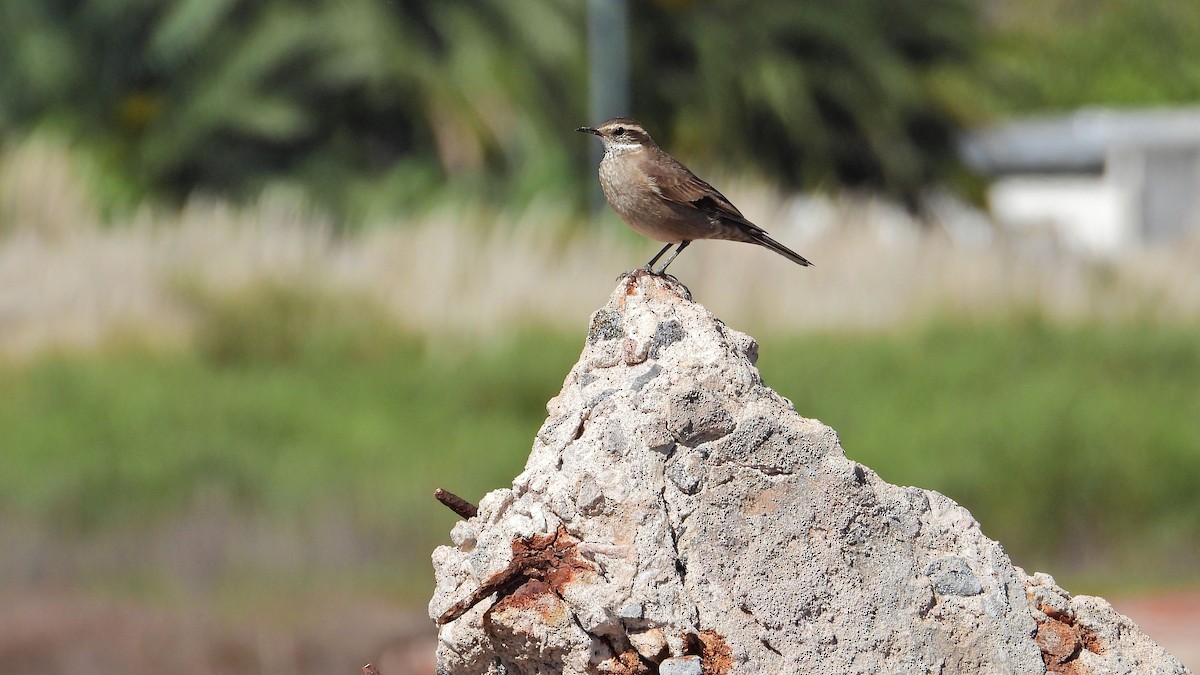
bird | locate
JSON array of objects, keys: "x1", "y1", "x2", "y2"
[{"x1": 578, "y1": 117, "x2": 812, "y2": 275}]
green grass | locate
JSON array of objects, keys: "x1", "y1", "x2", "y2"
[
  {"x1": 766, "y1": 316, "x2": 1200, "y2": 580},
  {"x1": 0, "y1": 311, "x2": 1197, "y2": 597},
  {"x1": 0, "y1": 332, "x2": 582, "y2": 568}
]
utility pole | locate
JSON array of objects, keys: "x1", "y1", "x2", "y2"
[{"x1": 586, "y1": 0, "x2": 629, "y2": 215}]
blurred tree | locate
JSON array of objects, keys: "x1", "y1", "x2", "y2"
[
  {"x1": 0, "y1": 0, "x2": 586, "y2": 216},
  {"x1": 0, "y1": 0, "x2": 981, "y2": 218},
  {"x1": 958, "y1": 0, "x2": 1200, "y2": 115},
  {"x1": 631, "y1": 0, "x2": 978, "y2": 212}
]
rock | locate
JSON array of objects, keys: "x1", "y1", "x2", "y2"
[
  {"x1": 429, "y1": 271, "x2": 1189, "y2": 675},
  {"x1": 658, "y1": 655, "x2": 702, "y2": 675}
]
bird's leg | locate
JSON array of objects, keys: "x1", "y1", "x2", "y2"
[
  {"x1": 652, "y1": 241, "x2": 690, "y2": 275},
  {"x1": 643, "y1": 242, "x2": 675, "y2": 271}
]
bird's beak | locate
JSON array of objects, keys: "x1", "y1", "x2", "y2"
[{"x1": 577, "y1": 126, "x2": 600, "y2": 136}]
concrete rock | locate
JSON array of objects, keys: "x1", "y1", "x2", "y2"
[
  {"x1": 659, "y1": 655, "x2": 702, "y2": 675},
  {"x1": 429, "y1": 272, "x2": 1189, "y2": 675}
]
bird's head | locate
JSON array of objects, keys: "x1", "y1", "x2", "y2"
[{"x1": 577, "y1": 118, "x2": 655, "y2": 154}]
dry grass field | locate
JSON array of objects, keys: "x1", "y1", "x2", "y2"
[{"x1": 3, "y1": 137, "x2": 1199, "y2": 361}]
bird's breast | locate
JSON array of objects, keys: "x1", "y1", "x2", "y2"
[{"x1": 598, "y1": 153, "x2": 707, "y2": 243}]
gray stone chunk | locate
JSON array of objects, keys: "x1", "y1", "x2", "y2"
[
  {"x1": 924, "y1": 555, "x2": 984, "y2": 596},
  {"x1": 587, "y1": 308, "x2": 623, "y2": 343},
  {"x1": 658, "y1": 655, "x2": 702, "y2": 675},
  {"x1": 631, "y1": 363, "x2": 662, "y2": 391},
  {"x1": 430, "y1": 273, "x2": 1188, "y2": 675},
  {"x1": 649, "y1": 318, "x2": 684, "y2": 358}
]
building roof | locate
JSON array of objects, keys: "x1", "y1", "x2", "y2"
[{"x1": 961, "y1": 107, "x2": 1200, "y2": 175}]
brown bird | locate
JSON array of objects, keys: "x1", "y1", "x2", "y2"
[{"x1": 578, "y1": 117, "x2": 812, "y2": 274}]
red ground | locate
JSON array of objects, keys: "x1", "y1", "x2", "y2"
[{"x1": 1110, "y1": 592, "x2": 1200, "y2": 671}]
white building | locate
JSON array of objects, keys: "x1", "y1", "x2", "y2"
[{"x1": 961, "y1": 107, "x2": 1200, "y2": 255}]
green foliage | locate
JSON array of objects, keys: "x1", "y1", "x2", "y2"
[
  {"x1": 175, "y1": 280, "x2": 402, "y2": 365},
  {"x1": 0, "y1": 0, "x2": 587, "y2": 215},
  {"x1": 952, "y1": 0, "x2": 1200, "y2": 115},
  {"x1": 0, "y1": 326, "x2": 580, "y2": 584},
  {"x1": 770, "y1": 317, "x2": 1200, "y2": 575},
  {"x1": 4, "y1": 1, "x2": 1195, "y2": 217},
  {"x1": 0, "y1": 0, "x2": 979, "y2": 217},
  {"x1": 632, "y1": 0, "x2": 978, "y2": 209},
  {"x1": 0, "y1": 319, "x2": 1198, "y2": 590}
]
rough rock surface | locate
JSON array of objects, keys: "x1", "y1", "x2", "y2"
[{"x1": 429, "y1": 272, "x2": 1188, "y2": 675}]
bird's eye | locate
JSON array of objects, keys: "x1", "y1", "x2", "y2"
[{"x1": 614, "y1": 126, "x2": 626, "y2": 136}]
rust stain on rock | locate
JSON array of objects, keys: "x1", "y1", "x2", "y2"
[
  {"x1": 1079, "y1": 625, "x2": 1105, "y2": 656},
  {"x1": 698, "y1": 629, "x2": 734, "y2": 675},
  {"x1": 609, "y1": 648, "x2": 651, "y2": 675},
  {"x1": 1032, "y1": 599, "x2": 1105, "y2": 674},
  {"x1": 489, "y1": 579, "x2": 566, "y2": 622},
  {"x1": 1036, "y1": 620, "x2": 1080, "y2": 665},
  {"x1": 682, "y1": 629, "x2": 733, "y2": 675},
  {"x1": 437, "y1": 525, "x2": 593, "y2": 625}
]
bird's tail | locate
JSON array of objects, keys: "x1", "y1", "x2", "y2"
[{"x1": 748, "y1": 230, "x2": 813, "y2": 267}]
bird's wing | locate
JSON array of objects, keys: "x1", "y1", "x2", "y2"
[
  {"x1": 646, "y1": 151, "x2": 813, "y2": 266},
  {"x1": 645, "y1": 155, "x2": 760, "y2": 227}
]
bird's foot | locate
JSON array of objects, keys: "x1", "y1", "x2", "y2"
[
  {"x1": 645, "y1": 264, "x2": 683, "y2": 284},
  {"x1": 614, "y1": 267, "x2": 691, "y2": 299},
  {"x1": 615, "y1": 266, "x2": 654, "y2": 282},
  {"x1": 656, "y1": 271, "x2": 683, "y2": 284}
]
